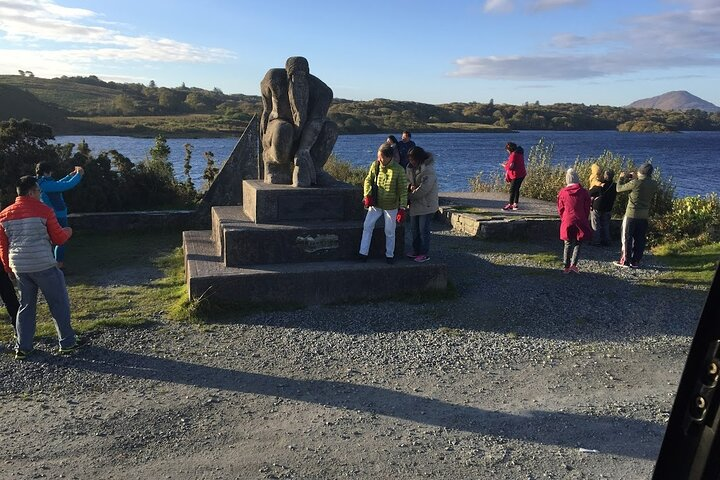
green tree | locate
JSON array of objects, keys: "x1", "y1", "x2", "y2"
[{"x1": 0, "y1": 119, "x2": 58, "y2": 205}]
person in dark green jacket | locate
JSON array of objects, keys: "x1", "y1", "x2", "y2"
[
  {"x1": 615, "y1": 162, "x2": 658, "y2": 268},
  {"x1": 359, "y1": 143, "x2": 408, "y2": 264}
]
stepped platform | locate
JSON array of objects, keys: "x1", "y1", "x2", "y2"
[
  {"x1": 184, "y1": 230, "x2": 447, "y2": 305},
  {"x1": 183, "y1": 180, "x2": 449, "y2": 306}
]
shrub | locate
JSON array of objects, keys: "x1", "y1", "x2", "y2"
[
  {"x1": 469, "y1": 138, "x2": 675, "y2": 218},
  {"x1": 323, "y1": 154, "x2": 366, "y2": 186},
  {"x1": 650, "y1": 194, "x2": 720, "y2": 245}
]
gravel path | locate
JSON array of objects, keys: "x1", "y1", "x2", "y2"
[{"x1": 0, "y1": 226, "x2": 706, "y2": 479}]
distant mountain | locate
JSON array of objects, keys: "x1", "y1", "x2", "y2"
[{"x1": 627, "y1": 90, "x2": 720, "y2": 112}]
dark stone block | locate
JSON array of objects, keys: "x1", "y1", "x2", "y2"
[
  {"x1": 212, "y1": 207, "x2": 403, "y2": 265},
  {"x1": 243, "y1": 179, "x2": 364, "y2": 224}
]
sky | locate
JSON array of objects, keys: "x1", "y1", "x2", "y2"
[{"x1": 1, "y1": 0, "x2": 719, "y2": 107}]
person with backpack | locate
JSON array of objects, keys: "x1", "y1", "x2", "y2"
[{"x1": 588, "y1": 169, "x2": 617, "y2": 246}]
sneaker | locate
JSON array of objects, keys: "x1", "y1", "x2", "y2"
[
  {"x1": 613, "y1": 261, "x2": 630, "y2": 268},
  {"x1": 406, "y1": 252, "x2": 418, "y2": 259},
  {"x1": 629, "y1": 263, "x2": 640, "y2": 269},
  {"x1": 14, "y1": 349, "x2": 31, "y2": 360},
  {"x1": 385, "y1": 256, "x2": 395, "y2": 265},
  {"x1": 358, "y1": 254, "x2": 368, "y2": 263},
  {"x1": 569, "y1": 265, "x2": 580, "y2": 274},
  {"x1": 414, "y1": 254, "x2": 430, "y2": 263},
  {"x1": 58, "y1": 338, "x2": 86, "y2": 356},
  {"x1": 502, "y1": 204, "x2": 513, "y2": 211},
  {"x1": 511, "y1": 204, "x2": 518, "y2": 210},
  {"x1": 562, "y1": 267, "x2": 571, "y2": 274}
]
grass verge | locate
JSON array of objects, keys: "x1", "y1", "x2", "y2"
[
  {"x1": 0, "y1": 229, "x2": 186, "y2": 343},
  {"x1": 649, "y1": 242, "x2": 720, "y2": 289}
]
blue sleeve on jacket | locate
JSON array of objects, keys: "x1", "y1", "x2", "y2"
[{"x1": 38, "y1": 173, "x2": 83, "y2": 193}]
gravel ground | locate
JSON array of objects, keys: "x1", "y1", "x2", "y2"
[{"x1": 0, "y1": 225, "x2": 707, "y2": 480}]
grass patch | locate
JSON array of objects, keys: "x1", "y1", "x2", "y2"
[
  {"x1": 649, "y1": 242, "x2": 720, "y2": 289},
  {"x1": 0, "y1": 229, "x2": 186, "y2": 343}
]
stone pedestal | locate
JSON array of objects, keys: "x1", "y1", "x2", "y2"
[
  {"x1": 242, "y1": 179, "x2": 365, "y2": 224},
  {"x1": 184, "y1": 181, "x2": 447, "y2": 305}
]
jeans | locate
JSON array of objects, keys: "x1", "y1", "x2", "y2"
[
  {"x1": 620, "y1": 217, "x2": 649, "y2": 266},
  {"x1": 509, "y1": 176, "x2": 525, "y2": 205},
  {"x1": 15, "y1": 267, "x2": 75, "y2": 351},
  {"x1": 54, "y1": 216, "x2": 68, "y2": 263},
  {"x1": 410, "y1": 213, "x2": 433, "y2": 256},
  {"x1": 359, "y1": 207, "x2": 398, "y2": 258},
  {"x1": 590, "y1": 210, "x2": 612, "y2": 245},
  {"x1": 563, "y1": 238, "x2": 582, "y2": 268}
]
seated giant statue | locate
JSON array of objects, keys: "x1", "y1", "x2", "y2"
[{"x1": 260, "y1": 56, "x2": 339, "y2": 187}]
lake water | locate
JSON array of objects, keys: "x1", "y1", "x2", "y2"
[{"x1": 54, "y1": 131, "x2": 720, "y2": 197}]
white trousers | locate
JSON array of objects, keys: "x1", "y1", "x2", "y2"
[{"x1": 359, "y1": 207, "x2": 398, "y2": 258}]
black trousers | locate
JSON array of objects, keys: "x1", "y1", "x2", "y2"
[
  {"x1": 0, "y1": 268, "x2": 19, "y2": 330},
  {"x1": 509, "y1": 176, "x2": 525, "y2": 205}
]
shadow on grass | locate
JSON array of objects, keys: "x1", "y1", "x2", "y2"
[{"x1": 70, "y1": 345, "x2": 664, "y2": 461}]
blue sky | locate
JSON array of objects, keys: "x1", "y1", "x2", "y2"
[{"x1": 1, "y1": 0, "x2": 718, "y2": 106}]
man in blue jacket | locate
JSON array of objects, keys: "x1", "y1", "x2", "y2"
[{"x1": 36, "y1": 162, "x2": 84, "y2": 269}]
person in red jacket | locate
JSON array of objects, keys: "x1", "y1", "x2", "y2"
[
  {"x1": 0, "y1": 176, "x2": 78, "y2": 360},
  {"x1": 502, "y1": 142, "x2": 527, "y2": 211},
  {"x1": 557, "y1": 168, "x2": 592, "y2": 273}
]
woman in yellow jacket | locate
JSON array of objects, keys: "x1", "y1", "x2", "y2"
[{"x1": 359, "y1": 143, "x2": 408, "y2": 264}]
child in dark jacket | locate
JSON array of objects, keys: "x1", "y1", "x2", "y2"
[{"x1": 588, "y1": 169, "x2": 617, "y2": 246}]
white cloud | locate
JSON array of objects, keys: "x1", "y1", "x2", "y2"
[
  {"x1": 530, "y1": 0, "x2": 586, "y2": 12},
  {"x1": 455, "y1": 0, "x2": 720, "y2": 80},
  {"x1": 483, "y1": 0, "x2": 514, "y2": 13},
  {"x1": 0, "y1": 0, "x2": 234, "y2": 73}
]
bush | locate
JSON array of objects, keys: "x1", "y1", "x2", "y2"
[
  {"x1": 323, "y1": 154, "x2": 366, "y2": 186},
  {"x1": 469, "y1": 137, "x2": 675, "y2": 218},
  {"x1": 651, "y1": 194, "x2": 720, "y2": 245}
]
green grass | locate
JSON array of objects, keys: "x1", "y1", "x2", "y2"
[
  {"x1": 649, "y1": 242, "x2": 720, "y2": 289},
  {"x1": 0, "y1": 230, "x2": 186, "y2": 342}
]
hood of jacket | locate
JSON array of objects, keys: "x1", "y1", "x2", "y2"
[{"x1": 563, "y1": 183, "x2": 586, "y2": 196}]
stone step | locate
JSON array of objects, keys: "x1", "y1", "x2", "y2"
[
  {"x1": 183, "y1": 230, "x2": 447, "y2": 305},
  {"x1": 212, "y1": 206, "x2": 404, "y2": 266}
]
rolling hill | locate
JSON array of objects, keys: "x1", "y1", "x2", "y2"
[{"x1": 627, "y1": 90, "x2": 720, "y2": 112}]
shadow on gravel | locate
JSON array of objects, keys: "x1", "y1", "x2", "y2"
[
  {"x1": 226, "y1": 237, "x2": 704, "y2": 342},
  {"x1": 73, "y1": 346, "x2": 662, "y2": 460}
]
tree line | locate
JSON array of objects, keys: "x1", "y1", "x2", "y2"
[{"x1": 2, "y1": 75, "x2": 720, "y2": 135}]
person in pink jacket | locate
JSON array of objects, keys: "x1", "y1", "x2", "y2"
[
  {"x1": 502, "y1": 142, "x2": 527, "y2": 211},
  {"x1": 557, "y1": 168, "x2": 592, "y2": 273}
]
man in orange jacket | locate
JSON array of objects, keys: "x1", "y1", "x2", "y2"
[{"x1": 0, "y1": 176, "x2": 78, "y2": 360}]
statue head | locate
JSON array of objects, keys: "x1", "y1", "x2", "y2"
[{"x1": 286, "y1": 56, "x2": 309, "y2": 77}]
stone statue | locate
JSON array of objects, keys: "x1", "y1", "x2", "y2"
[{"x1": 260, "y1": 56, "x2": 339, "y2": 187}]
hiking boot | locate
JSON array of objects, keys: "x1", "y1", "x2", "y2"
[{"x1": 414, "y1": 255, "x2": 430, "y2": 263}]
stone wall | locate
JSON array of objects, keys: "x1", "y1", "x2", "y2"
[{"x1": 68, "y1": 210, "x2": 202, "y2": 232}]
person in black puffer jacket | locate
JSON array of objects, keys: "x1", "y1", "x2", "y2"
[{"x1": 588, "y1": 169, "x2": 617, "y2": 246}]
